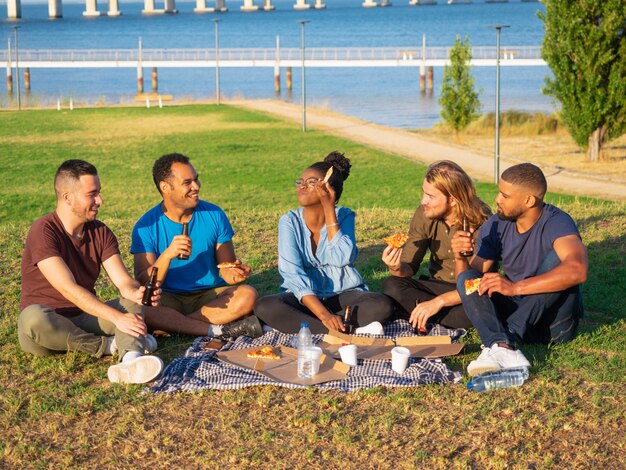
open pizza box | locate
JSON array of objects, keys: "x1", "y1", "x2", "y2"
[
  {"x1": 217, "y1": 345, "x2": 349, "y2": 386},
  {"x1": 319, "y1": 330, "x2": 464, "y2": 360}
]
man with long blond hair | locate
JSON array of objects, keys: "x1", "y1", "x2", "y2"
[{"x1": 382, "y1": 160, "x2": 491, "y2": 331}]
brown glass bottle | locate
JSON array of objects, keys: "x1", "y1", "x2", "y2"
[
  {"x1": 177, "y1": 222, "x2": 189, "y2": 260},
  {"x1": 460, "y1": 218, "x2": 474, "y2": 258},
  {"x1": 343, "y1": 305, "x2": 354, "y2": 334},
  {"x1": 141, "y1": 267, "x2": 158, "y2": 306}
]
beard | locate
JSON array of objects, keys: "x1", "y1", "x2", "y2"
[{"x1": 497, "y1": 206, "x2": 523, "y2": 222}]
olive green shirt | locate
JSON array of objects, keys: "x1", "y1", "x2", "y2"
[{"x1": 400, "y1": 206, "x2": 481, "y2": 283}]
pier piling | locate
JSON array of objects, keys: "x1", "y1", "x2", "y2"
[
  {"x1": 286, "y1": 67, "x2": 292, "y2": 91},
  {"x1": 151, "y1": 67, "x2": 158, "y2": 93},
  {"x1": 6, "y1": 39, "x2": 13, "y2": 94},
  {"x1": 24, "y1": 68, "x2": 30, "y2": 91},
  {"x1": 427, "y1": 66, "x2": 434, "y2": 94}
]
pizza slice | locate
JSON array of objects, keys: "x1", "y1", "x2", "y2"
[
  {"x1": 464, "y1": 278, "x2": 482, "y2": 295},
  {"x1": 383, "y1": 233, "x2": 409, "y2": 249},
  {"x1": 247, "y1": 345, "x2": 281, "y2": 360},
  {"x1": 217, "y1": 260, "x2": 242, "y2": 269}
]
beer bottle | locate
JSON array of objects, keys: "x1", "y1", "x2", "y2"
[
  {"x1": 141, "y1": 267, "x2": 158, "y2": 307},
  {"x1": 177, "y1": 222, "x2": 189, "y2": 260},
  {"x1": 460, "y1": 218, "x2": 474, "y2": 258},
  {"x1": 343, "y1": 305, "x2": 354, "y2": 334}
]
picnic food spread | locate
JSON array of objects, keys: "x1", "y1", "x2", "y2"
[
  {"x1": 464, "y1": 278, "x2": 481, "y2": 295},
  {"x1": 246, "y1": 345, "x2": 281, "y2": 360},
  {"x1": 383, "y1": 233, "x2": 409, "y2": 249}
]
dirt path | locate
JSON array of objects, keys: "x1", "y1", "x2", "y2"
[{"x1": 230, "y1": 99, "x2": 625, "y2": 202}]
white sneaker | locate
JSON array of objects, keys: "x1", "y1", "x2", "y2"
[
  {"x1": 109, "y1": 334, "x2": 158, "y2": 356},
  {"x1": 107, "y1": 355, "x2": 164, "y2": 384},
  {"x1": 489, "y1": 344, "x2": 531, "y2": 370},
  {"x1": 467, "y1": 345, "x2": 501, "y2": 376}
]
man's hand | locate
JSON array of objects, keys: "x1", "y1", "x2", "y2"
[
  {"x1": 479, "y1": 272, "x2": 519, "y2": 297},
  {"x1": 134, "y1": 282, "x2": 162, "y2": 307},
  {"x1": 382, "y1": 244, "x2": 402, "y2": 272},
  {"x1": 451, "y1": 229, "x2": 474, "y2": 260},
  {"x1": 163, "y1": 234, "x2": 192, "y2": 260},
  {"x1": 222, "y1": 264, "x2": 252, "y2": 284},
  {"x1": 320, "y1": 312, "x2": 345, "y2": 332},
  {"x1": 410, "y1": 298, "x2": 444, "y2": 330},
  {"x1": 113, "y1": 312, "x2": 148, "y2": 338}
]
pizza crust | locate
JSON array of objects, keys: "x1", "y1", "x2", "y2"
[
  {"x1": 217, "y1": 260, "x2": 242, "y2": 269},
  {"x1": 247, "y1": 345, "x2": 280, "y2": 360}
]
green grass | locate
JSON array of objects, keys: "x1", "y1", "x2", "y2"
[{"x1": 1, "y1": 104, "x2": 624, "y2": 468}]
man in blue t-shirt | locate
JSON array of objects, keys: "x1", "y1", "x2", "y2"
[
  {"x1": 131, "y1": 153, "x2": 261, "y2": 339},
  {"x1": 452, "y1": 163, "x2": 587, "y2": 376}
]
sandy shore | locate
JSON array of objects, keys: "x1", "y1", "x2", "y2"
[{"x1": 230, "y1": 99, "x2": 625, "y2": 202}]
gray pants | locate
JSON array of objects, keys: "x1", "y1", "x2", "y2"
[{"x1": 18, "y1": 299, "x2": 146, "y2": 360}]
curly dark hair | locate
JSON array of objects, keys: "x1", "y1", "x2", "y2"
[
  {"x1": 152, "y1": 153, "x2": 190, "y2": 194},
  {"x1": 308, "y1": 151, "x2": 352, "y2": 202}
]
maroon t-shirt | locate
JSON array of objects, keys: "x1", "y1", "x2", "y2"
[{"x1": 20, "y1": 212, "x2": 120, "y2": 317}]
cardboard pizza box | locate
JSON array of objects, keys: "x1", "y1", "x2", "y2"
[
  {"x1": 320, "y1": 331, "x2": 463, "y2": 360},
  {"x1": 217, "y1": 345, "x2": 349, "y2": 386}
]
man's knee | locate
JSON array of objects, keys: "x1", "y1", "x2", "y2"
[
  {"x1": 232, "y1": 285, "x2": 258, "y2": 314},
  {"x1": 368, "y1": 294, "x2": 395, "y2": 321},
  {"x1": 381, "y1": 276, "x2": 408, "y2": 300},
  {"x1": 18, "y1": 305, "x2": 57, "y2": 356}
]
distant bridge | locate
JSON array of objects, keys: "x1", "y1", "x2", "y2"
[
  {"x1": 6, "y1": 0, "x2": 539, "y2": 19},
  {"x1": 0, "y1": 46, "x2": 546, "y2": 68}
]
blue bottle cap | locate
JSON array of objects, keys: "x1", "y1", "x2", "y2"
[
  {"x1": 301, "y1": 322, "x2": 309, "y2": 328},
  {"x1": 466, "y1": 382, "x2": 475, "y2": 390}
]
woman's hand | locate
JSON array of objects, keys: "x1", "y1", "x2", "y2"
[
  {"x1": 315, "y1": 181, "x2": 336, "y2": 210},
  {"x1": 320, "y1": 312, "x2": 345, "y2": 332}
]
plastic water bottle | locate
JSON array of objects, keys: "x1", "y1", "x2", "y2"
[
  {"x1": 466, "y1": 369, "x2": 527, "y2": 392},
  {"x1": 297, "y1": 322, "x2": 313, "y2": 379}
]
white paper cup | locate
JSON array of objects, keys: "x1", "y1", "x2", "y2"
[
  {"x1": 391, "y1": 346, "x2": 411, "y2": 374},
  {"x1": 308, "y1": 347, "x2": 323, "y2": 376},
  {"x1": 338, "y1": 344, "x2": 358, "y2": 366}
]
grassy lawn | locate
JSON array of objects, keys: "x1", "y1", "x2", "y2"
[{"x1": 1, "y1": 104, "x2": 624, "y2": 468}]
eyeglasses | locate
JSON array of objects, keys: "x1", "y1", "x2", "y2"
[{"x1": 294, "y1": 177, "x2": 321, "y2": 188}]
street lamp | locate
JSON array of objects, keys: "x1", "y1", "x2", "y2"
[
  {"x1": 488, "y1": 24, "x2": 509, "y2": 185},
  {"x1": 13, "y1": 26, "x2": 21, "y2": 111},
  {"x1": 298, "y1": 20, "x2": 310, "y2": 132},
  {"x1": 213, "y1": 19, "x2": 221, "y2": 105}
]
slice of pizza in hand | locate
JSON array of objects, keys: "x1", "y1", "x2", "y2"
[
  {"x1": 247, "y1": 345, "x2": 281, "y2": 360},
  {"x1": 383, "y1": 233, "x2": 409, "y2": 249},
  {"x1": 323, "y1": 166, "x2": 334, "y2": 183},
  {"x1": 217, "y1": 259, "x2": 243, "y2": 269},
  {"x1": 464, "y1": 278, "x2": 482, "y2": 295}
]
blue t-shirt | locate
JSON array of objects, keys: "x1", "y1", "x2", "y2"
[
  {"x1": 131, "y1": 200, "x2": 234, "y2": 293},
  {"x1": 476, "y1": 203, "x2": 580, "y2": 282},
  {"x1": 278, "y1": 206, "x2": 367, "y2": 302}
]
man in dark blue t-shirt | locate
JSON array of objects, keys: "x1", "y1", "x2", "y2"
[{"x1": 452, "y1": 163, "x2": 587, "y2": 376}]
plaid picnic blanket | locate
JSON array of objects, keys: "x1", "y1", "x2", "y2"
[{"x1": 148, "y1": 320, "x2": 466, "y2": 394}]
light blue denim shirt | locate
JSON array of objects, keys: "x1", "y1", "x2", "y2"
[{"x1": 278, "y1": 206, "x2": 368, "y2": 302}]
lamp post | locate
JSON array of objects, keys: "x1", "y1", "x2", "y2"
[
  {"x1": 488, "y1": 24, "x2": 509, "y2": 185},
  {"x1": 213, "y1": 19, "x2": 221, "y2": 105},
  {"x1": 298, "y1": 20, "x2": 310, "y2": 132},
  {"x1": 13, "y1": 26, "x2": 21, "y2": 111}
]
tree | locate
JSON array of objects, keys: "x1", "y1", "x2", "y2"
[
  {"x1": 439, "y1": 36, "x2": 481, "y2": 132},
  {"x1": 540, "y1": 0, "x2": 626, "y2": 161}
]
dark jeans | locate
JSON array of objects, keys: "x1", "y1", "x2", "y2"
[
  {"x1": 382, "y1": 276, "x2": 472, "y2": 329},
  {"x1": 456, "y1": 250, "x2": 583, "y2": 347},
  {"x1": 254, "y1": 290, "x2": 395, "y2": 334}
]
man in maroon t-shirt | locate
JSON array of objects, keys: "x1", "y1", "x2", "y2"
[{"x1": 19, "y1": 159, "x2": 163, "y2": 384}]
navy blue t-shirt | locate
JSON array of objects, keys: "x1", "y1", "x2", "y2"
[{"x1": 476, "y1": 204, "x2": 580, "y2": 282}]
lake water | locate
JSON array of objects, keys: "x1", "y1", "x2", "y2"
[{"x1": 0, "y1": 0, "x2": 555, "y2": 128}]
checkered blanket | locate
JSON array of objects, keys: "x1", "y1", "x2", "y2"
[{"x1": 148, "y1": 320, "x2": 465, "y2": 394}]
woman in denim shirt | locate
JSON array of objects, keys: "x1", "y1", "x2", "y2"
[{"x1": 254, "y1": 152, "x2": 394, "y2": 334}]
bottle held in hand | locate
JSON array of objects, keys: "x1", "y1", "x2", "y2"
[
  {"x1": 343, "y1": 305, "x2": 354, "y2": 334},
  {"x1": 460, "y1": 218, "x2": 473, "y2": 258},
  {"x1": 177, "y1": 222, "x2": 189, "y2": 260},
  {"x1": 141, "y1": 267, "x2": 158, "y2": 307}
]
